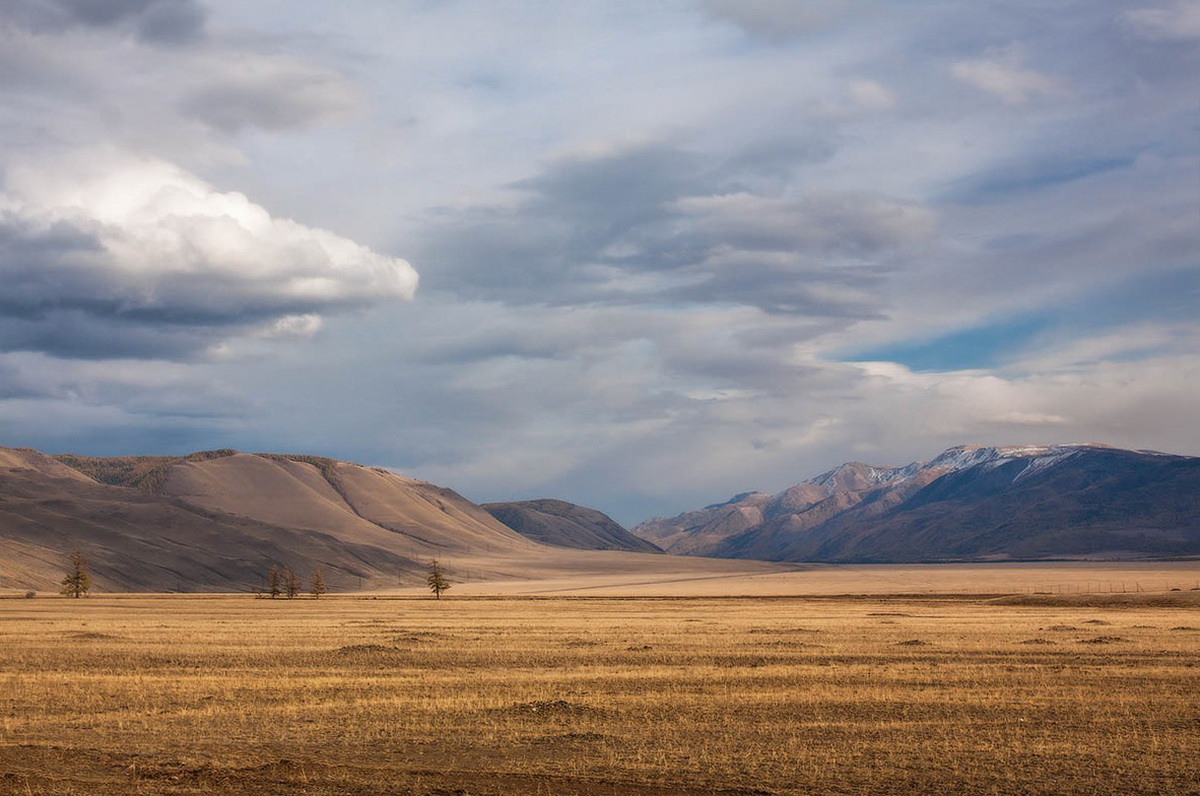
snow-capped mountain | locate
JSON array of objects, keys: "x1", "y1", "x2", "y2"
[{"x1": 633, "y1": 444, "x2": 1200, "y2": 562}]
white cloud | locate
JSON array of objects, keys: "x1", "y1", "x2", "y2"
[
  {"x1": 258, "y1": 314, "x2": 324, "y2": 340},
  {"x1": 813, "y1": 79, "x2": 897, "y2": 118},
  {"x1": 847, "y1": 79, "x2": 896, "y2": 111},
  {"x1": 0, "y1": 149, "x2": 417, "y2": 358},
  {"x1": 951, "y1": 46, "x2": 1067, "y2": 105}
]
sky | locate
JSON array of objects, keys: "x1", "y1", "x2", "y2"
[{"x1": 1, "y1": 0, "x2": 1197, "y2": 526}]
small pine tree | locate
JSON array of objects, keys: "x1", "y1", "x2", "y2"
[
  {"x1": 283, "y1": 567, "x2": 301, "y2": 599},
  {"x1": 310, "y1": 569, "x2": 327, "y2": 598},
  {"x1": 267, "y1": 565, "x2": 282, "y2": 599},
  {"x1": 60, "y1": 551, "x2": 90, "y2": 599},
  {"x1": 426, "y1": 559, "x2": 450, "y2": 600}
]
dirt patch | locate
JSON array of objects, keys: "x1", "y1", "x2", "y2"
[
  {"x1": 335, "y1": 644, "x2": 399, "y2": 654},
  {"x1": 1018, "y1": 638, "x2": 1056, "y2": 645},
  {"x1": 1169, "y1": 626, "x2": 1198, "y2": 631},
  {"x1": 748, "y1": 627, "x2": 823, "y2": 634},
  {"x1": 503, "y1": 699, "x2": 603, "y2": 717},
  {"x1": 1082, "y1": 619, "x2": 1112, "y2": 625},
  {"x1": 64, "y1": 631, "x2": 125, "y2": 640},
  {"x1": 392, "y1": 632, "x2": 445, "y2": 644},
  {"x1": 896, "y1": 639, "x2": 930, "y2": 646},
  {"x1": 868, "y1": 612, "x2": 912, "y2": 617},
  {"x1": 1042, "y1": 625, "x2": 1078, "y2": 631},
  {"x1": 1077, "y1": 636, "x2": 1128, "y2": 644}
]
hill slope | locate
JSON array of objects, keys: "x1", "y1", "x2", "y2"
[
  {"x1": 0, "y1": 448, "x2": 418, "y2": 592},
  {"x1": 0, "y1": 448, "x2": 540, "y2": 591},
  {"x1": 482, "y1": 499, "x2": 663, "y2": 552},
  {"x1": 1, "y1": 447, "x2": 782, "y2": 593},
  {"x1": 634, "y1": 445, "x2": 1200, "y2": 562}
]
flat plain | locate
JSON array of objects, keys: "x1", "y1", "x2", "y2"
[{"x1": 2, "y1": 566, "x2": 1199, "y2": 795}]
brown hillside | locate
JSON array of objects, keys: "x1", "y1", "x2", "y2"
[
  {"x1": 159, "y1": 453, "x2": 535, "y2": 555},
  {"x1": 3, "y1": 446, "x2": 785, "y2": 593}
]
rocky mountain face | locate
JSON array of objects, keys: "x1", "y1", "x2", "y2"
[
  {"x1": 633, "y1": 445, "x2": 1200, "y2": 562},
  {"x1": 482, "y1": 499, "x2": 663, "y2": 553}
]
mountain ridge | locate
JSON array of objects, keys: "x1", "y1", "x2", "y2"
[
  {"x1": 481, "y1": 498, "x2": 663, "y2": 553},
  {"x1": 633, "y1": 444, "x2": 1200, "y2": 562}
]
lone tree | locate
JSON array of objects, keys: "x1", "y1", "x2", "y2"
[
  {"x1": 267, "y1": 565, "x2": 282, "y2": 598},
  {"x1": 426, "y1": 559, "x2": 450, "y2": 600},
  {"x1": 310, "y1": 569, "x2": 327, "y2": 599},
  {"x1": 283, "y1": 567, "x2": 301, "y2": 599},
  {"x1": 61, "y1": 551, "x2": 90, "y2": 599}
]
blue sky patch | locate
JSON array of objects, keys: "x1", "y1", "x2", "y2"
[{"x1": 846, "y1": 315, "x2": 1055, "y2": 372}]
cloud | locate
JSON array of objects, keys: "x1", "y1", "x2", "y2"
[
  {"x1": 811, "y1": 79, "x2": 897, "y2": 119},
  {"x1": 671, "y1": 192, "x2": 935, "y2": 258},
  {"x1": 0, "y1": 149, "x2": 417, "y2": 359},
  {"x1": 1123, "y1": 1, "x2": 1200, "y2": 41},
  {"x1": 180, "y1": 56, "x2": 360, "y2": 133},
  {"x1": 1, "y1": 0, "x2": 208, "y2": 45},
  {"x1": 951, "y1": 46, "x2": 1067, "y2": 104},
  {"x1": 256, "y1": 314, "x2": 324, "y2": 340},
  {"x1": 697, "y1": 0, "x2": 864, "y2": 40},
  {"x1": 418, "y1": 141, "x2": 933, "y2": 322}
]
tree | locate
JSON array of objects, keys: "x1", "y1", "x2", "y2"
[
  {"x1": 267, "y1": 565, "x2": 282, "y2": 598},
  {"x1": 310, "y1": 569, "x2": 327, "y2": 599},
  {"x1": 60, "y1": 551, "x2": 90, "y2": 599},
  {"x1": 283, "y1": 567, "x2": 301, "y2": 599},
  {"x1": 426, "y1": 559, "x2": 450, "y2": 600}
]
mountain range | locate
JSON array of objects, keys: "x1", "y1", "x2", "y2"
[
  {"x1": 2, "y1": 442, "x2": 1197, "y2": 592},
  {"x1": 632, "y1": 444, "x2": 1200, "y2": 562},
  {"x1": 0, "y1": 447, "x2": 714, "y2": 593}
]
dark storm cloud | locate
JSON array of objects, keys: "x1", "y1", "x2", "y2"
[
  {"x1": 0, "y1": 311, "x2": 227, "y2": 360},
  {"x1": 2, "y1": 0, "x2": 208, "y2": 44}
]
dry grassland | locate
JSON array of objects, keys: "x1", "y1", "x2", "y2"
[{"x1": 2, "y1": 591, "x2": 1199, "y2": 795}]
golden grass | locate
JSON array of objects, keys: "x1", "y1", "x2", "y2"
[
  {"x1": 2, "y1": 593, "x2": 1198, "y2": 795},
  {"x1": 436, "y1": 560, "x2": 1200, "y2": 597}
]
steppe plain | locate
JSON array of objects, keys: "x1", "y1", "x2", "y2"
[{"x1": 2, "y1": 563, "x2": 1199, "y2": 795}]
